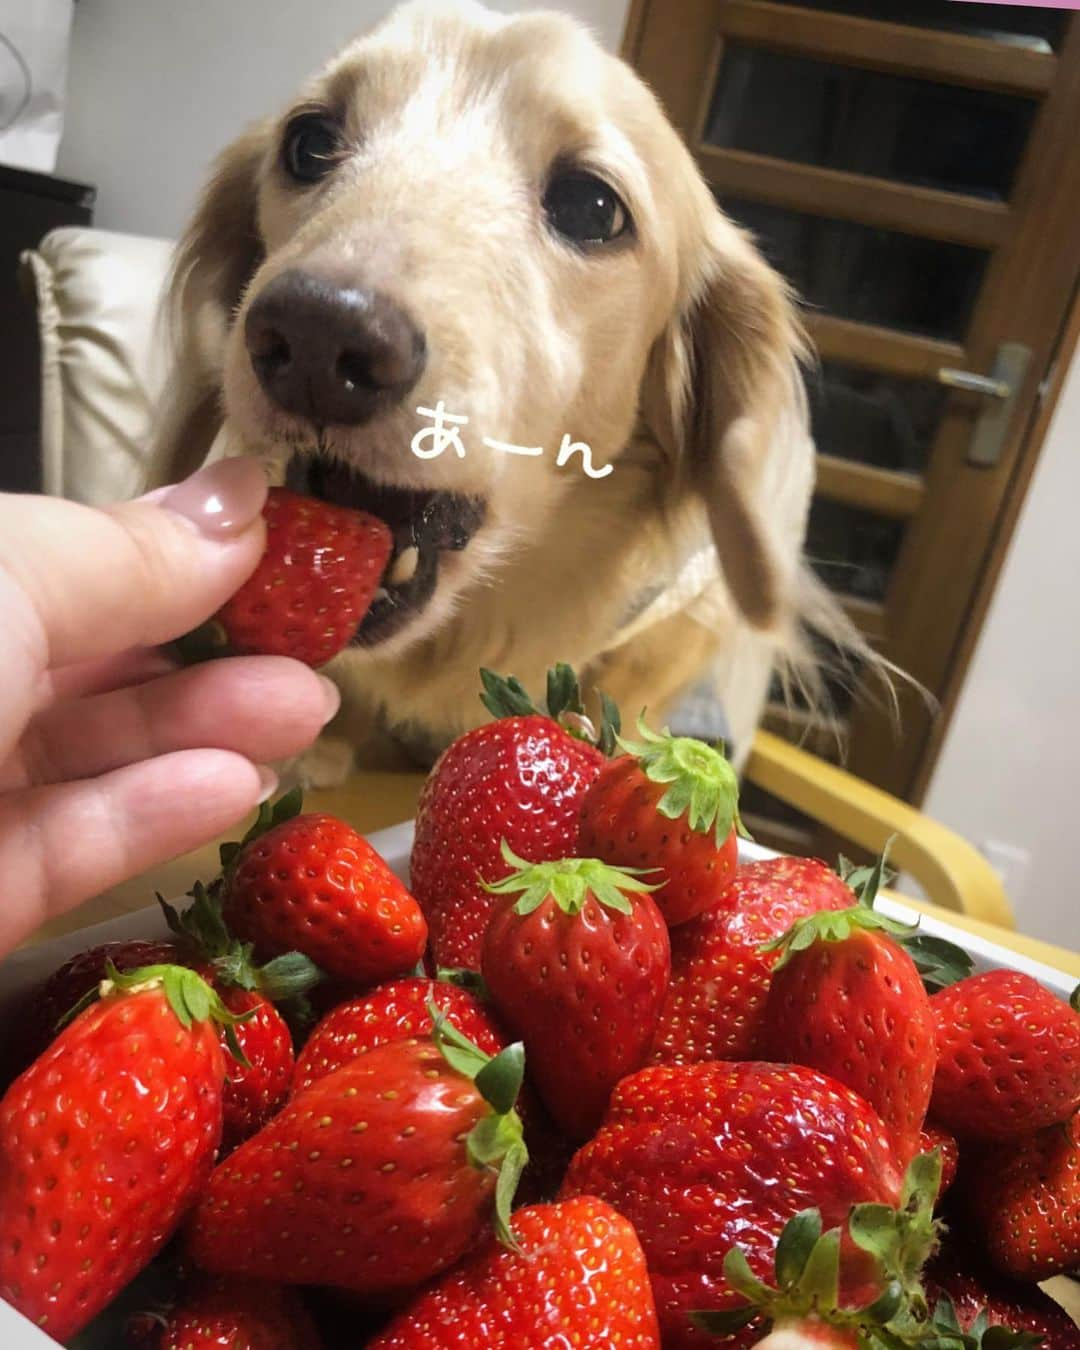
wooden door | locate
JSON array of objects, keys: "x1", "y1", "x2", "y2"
[{"x1": 624, "y1": 0, "x2": 1080, "y2": 832}]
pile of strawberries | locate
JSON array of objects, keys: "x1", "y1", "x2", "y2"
[{"x1": 0, "y1": 665, "x2": 1077, "y2": 1350}]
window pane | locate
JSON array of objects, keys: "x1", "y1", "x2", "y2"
[
  {"x1": 719, "y1": 195, "x2": 988, "y2": 340},
  {"x1": 765, "y1": 0, "x2": 1067, "y2": 52},
  {"x1": 706, "y1": 44, "x2": 1036, "y2": 201},
  {"x1": 806, "y1": 499, "x2": 905, "y2": 602},
  {"x1": 807, "y1": 363, "x2": 947, "y2": 474}
]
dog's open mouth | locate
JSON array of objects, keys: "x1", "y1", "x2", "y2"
[{"x1": 285, "y1": 454, "x2": 486, "y2": 646}]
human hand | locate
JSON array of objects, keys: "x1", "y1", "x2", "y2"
[{"x1": 0, "y1": 459, "x2": 341, "y2": 956}]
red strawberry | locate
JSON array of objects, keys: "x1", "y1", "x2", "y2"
[
  {"x1": 187, "y1": 1014, "x2": 528, "y2": 1296},
  {"x1": 481, "y1": 848, "x2": 670, "y2": 1139},
  {"x1": 962, "y1": 1110, "x2": 1079, "y2": 1282},
  {"x1": 560, "y1": 1061, "x2": 906, "y2": 1349},
  {"x1": 923, "y1": 1236, "x2": 1080, "y2": 1348},
  {"x1": 4, "y1": 937, "x2": 186, "y2": 1079},
  {"x1": 0, "y1": 965, "x2": 237, "y2": 1341},
  {"x1": 919, "y1": 1123, "x2": 959, "y2": 1199},
  {"x1": 930, "y1": 971, "x2": 1080, "y2": 1140},
  {"x1": 368, "y1": 1197, "x2": 660, "y2": 1348},
  {"x1": 650, "y1": 857, "x2": 855, "y2": 1064},
  {"x1": 292, "y1": 975, "x2": 504, "y2": 1097},
  {"x1": 156, "y1": 1277, "x2": 322, "y2": 1349},
  {"x1": 223, "y1": 811, "x2": 427, "y2": 983},
  {"x1": 756, "y1": 891, "x2": 937, "y2": 1167},
  {"x1": 410, "y1": 666, "x2": 609, "y2": 968},
  {"x1": 220, "y1": 987, "x2": 294, "y2": 1150},
  {"x1": 214, "y1": 486, "x2": 392, "y2": 666},
  {"x1": 577, "y1": 717, "x2": 744, "y2": 926}
]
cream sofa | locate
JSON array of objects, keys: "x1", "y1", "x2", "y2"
[{"x1": 21, "y1": 226, "x2": 175, "y2": 505}]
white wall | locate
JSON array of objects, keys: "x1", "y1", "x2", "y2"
[
  {"x1": 57, "y1": 0, "x2": 630, "y2": 238},
  {"x1": 921, "y1": 343, "x2": 1080, "y2": 947}
]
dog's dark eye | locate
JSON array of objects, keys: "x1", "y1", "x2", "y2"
[
  {"x1": 282, "y1": 113, "x2": 342, "y2": 184},
  {"x1": 544, "y1": 171, "x2": 630, "y2": 247}
]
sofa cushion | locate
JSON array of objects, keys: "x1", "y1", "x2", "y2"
[{"x1": 20, "y1": 227, "x2": 174, "y2": 504}]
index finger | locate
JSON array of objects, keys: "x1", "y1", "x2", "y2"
[{"x1": 0, "y1": 459, "x2": 267, "y2": 755}]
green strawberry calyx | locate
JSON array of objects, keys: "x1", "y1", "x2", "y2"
[
  {"x1": 692, "y1": 1155, "x2": 948, "y2": 1347},
  {"x1": 157, "y1": 879, "x2": 323, "y2": 1004},
  {"x1": 217, "y1": 786, "x2": 305, "y2": 873},
  {"x1": 428, "y1": 1000, "x2": 529, "y2": 1251},
  {"x1": 764, "y1": 842, "x2": 973, "y2": 992},
  {"x1": 479, "y1": 663, "x2": 622, "y2": 755},
  {"x1": 482, "y1": 840, "x2": 660, "y2": 917},
  {"x1": 616, "y1": 714, "x2": 747, "y2": 847},
  {"x1": 690, "y1": 1210, "x2": 906, "y2": 1343},
  {"x1": 78, "y1": 961, "x2": 256, "y2": 1067}
]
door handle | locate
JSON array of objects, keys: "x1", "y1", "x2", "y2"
[
  {"x1": 937, "y1": 368, "x2": 1011, "y2": 399},
  {"x1": 936, "y1": 343, "x2": 1032, "y2": 468}
]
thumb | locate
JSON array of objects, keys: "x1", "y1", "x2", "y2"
[{"x1": 1, "y1": 458, "x2": 268, "y2": 676}]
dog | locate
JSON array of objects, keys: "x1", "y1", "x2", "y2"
[{"x1": 149, "y1": 0, "x2": 857, "y2": 784}]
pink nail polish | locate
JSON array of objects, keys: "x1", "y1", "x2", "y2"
[{"x1": 160, "y1": 459, "x2": 268, "y2": 539}]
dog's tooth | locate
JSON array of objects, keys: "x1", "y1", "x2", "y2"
[
  {"x1": 373, "y1": 587, "x2": 391, "y2": 602},
  {"x1": 388, "y1": 546, "x2": 420, "y2": 585}
]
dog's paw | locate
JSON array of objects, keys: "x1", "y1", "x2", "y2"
[{"x1": 282, "y1": 735, "x2": 357, "y2": 791}]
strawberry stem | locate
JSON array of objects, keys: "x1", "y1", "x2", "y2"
[
  {"x1": 617, "y1": 715, "x2": 746, "y2": 846},
  {"x1": 483, "y1": 841, "x2": 660, "y2": 917},
  {"x1": 478, "y1": 663, "x2": 622, "y2": 754}
]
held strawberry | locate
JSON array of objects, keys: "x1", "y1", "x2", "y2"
[
  {"x1": 222, "y1": 804, "x2": 427, "y2": 984},
  {"x1": 756, "y1": 857, "x2": 937, "y2": 1167},
  {"x1": 199, "y1": 486, "x2": 393, "y2": 666},
  {"x1": 368, "y1": 1197, "x2": 660, "y2": 1348},
  {"x1": 186, "y1": 1009, "x2": 529, "y2": 1295},
  {"x1": 480, "y1": 845, "x2": 670, "y2": 1139},
  {"x1": 410, "y1": 665, "x2": 611, "y2": 968},
  {"x1": 560, "y1": 1061, "x2": 906, "y2": 1349},
  {"x1": 577, "y1": 716, "x2": 745, "y2": 926},
  {"x1": 0, "y1": 964, "x2": 242, "y2": 1341},
  {"x1": 650, "y1": 856, "x2": 856, "y2": 1064},
  {"x1": 929, "y1": 970, "x2": 1080, "y2": 1140}
]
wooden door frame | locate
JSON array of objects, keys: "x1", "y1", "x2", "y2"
[
  {"x1": 909, "y1": 276, "x2": 1080, "y2": 802},
  {"x1": 621, "y1": 0, "x2": 1080, "y2": 807}
]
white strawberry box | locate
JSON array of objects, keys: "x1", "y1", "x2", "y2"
[{"x1": 0, "y1": 823, "x2": 1073, "y2": 1347}]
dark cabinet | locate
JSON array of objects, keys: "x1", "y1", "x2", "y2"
[{"x1": 0, "y1": 165, "x2": 96, "y2": 494}]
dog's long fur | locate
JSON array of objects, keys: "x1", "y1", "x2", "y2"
[{"x1": 150, "y1": 0, "x2": 864, "y2": 781}]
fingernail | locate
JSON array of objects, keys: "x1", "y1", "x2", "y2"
[
  {"x1": 318, "y1": 675, "x2": 342, "y2": 724},
  {"x1": 160, "y1": 459, "x2": 267, "y2": 539},
  {"x1": 255, "y1": 764, "x2": 279, "y2": 804}
]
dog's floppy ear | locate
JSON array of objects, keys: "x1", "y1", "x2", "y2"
[
  {"x1": 147, "y1": 123, "x2": 269, "y2": 488},
  {"x1": 645, "y1": 210, "x2": 810, "y2": 630}
]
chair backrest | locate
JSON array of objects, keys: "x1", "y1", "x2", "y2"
[{"x1": 20, "y1": 226, "x2": 175, "y2": 504}]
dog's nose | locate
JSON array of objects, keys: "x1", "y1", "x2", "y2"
[{"x1": 244, "y1": 270, "x2": 427, "y2": 426}]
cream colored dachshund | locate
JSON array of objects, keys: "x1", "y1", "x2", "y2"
[{"x1": 151, "y1": 0, "x2": 859, "y2": 783}]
